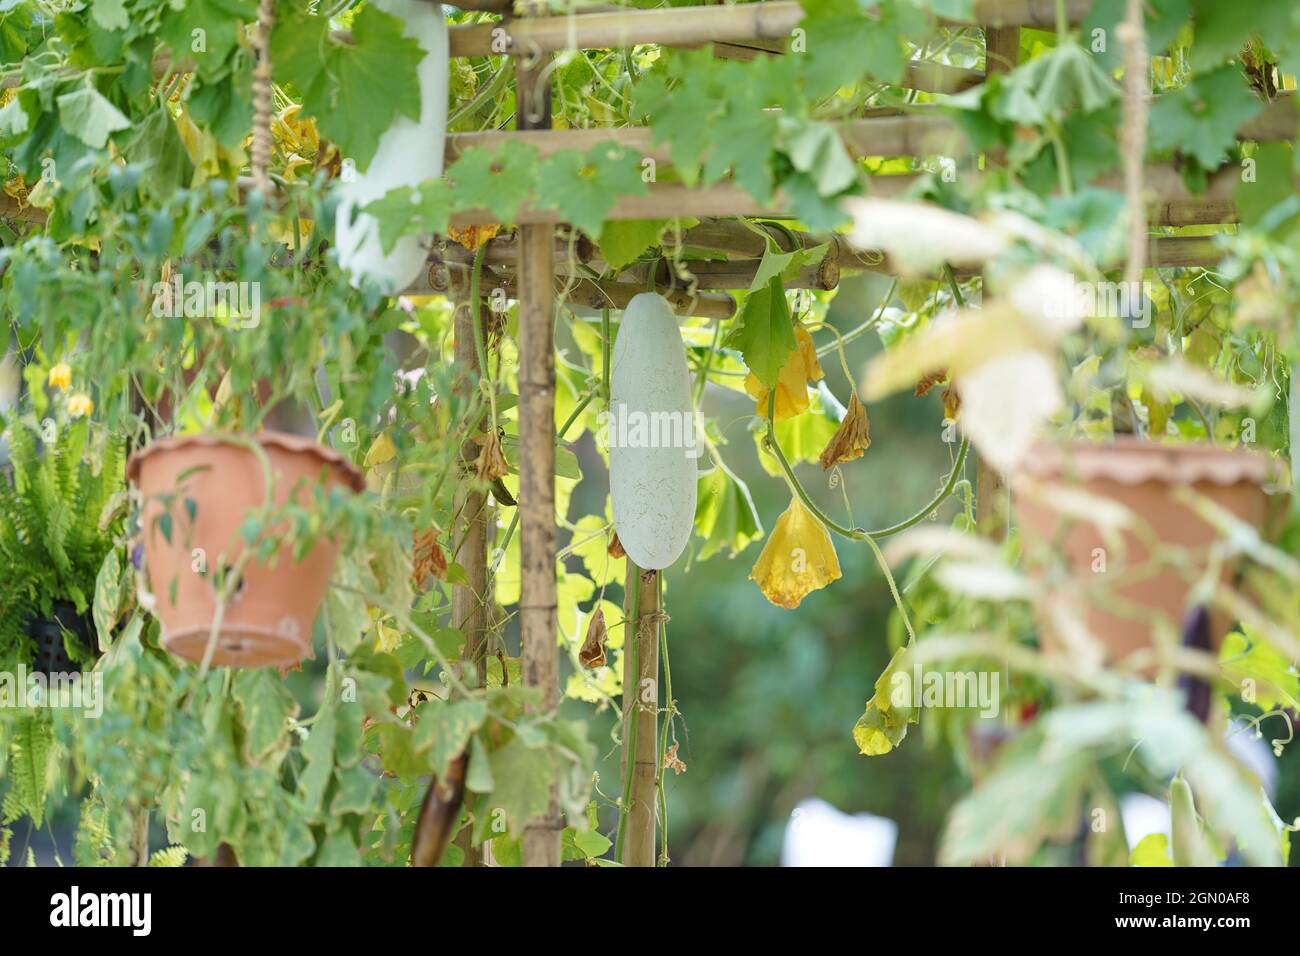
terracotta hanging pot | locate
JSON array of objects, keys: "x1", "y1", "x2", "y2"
[
  {"x1": 1013, "y1": 437, "x2": 1281, "y2": 668},
  {"x1": 126, "y1": 432, "x2": 364, "y2": 669}
]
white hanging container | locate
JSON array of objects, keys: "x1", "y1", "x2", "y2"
[
  {"x1": 334, "y1": 0, "x2": 448, "y2": 293},
  {"x1": 608, "y1": 293, "x2": 699, "y2": 570}
]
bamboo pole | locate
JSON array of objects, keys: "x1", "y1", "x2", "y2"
[
  {"x1": 418, "y1": 261, "x2": 738, "y2": 318},
  {"x1": 618, "y1": 564, "x2": 660, "y2": 867},
  {"x1": 442, "y1": 0, "x2": 1088, "y2": 58},
  {"x1": 445, "y1": 111, "x2": 970, "y2": 165},
  {"x1": 450, "y1": 295, "x2": 490, "y2": 867},
  {"x1": 515, "y1": 31, "x2": 563, "y2": 868},
  {"x1": 596, "y1": 254, "x2": 840, "y2": 292}
]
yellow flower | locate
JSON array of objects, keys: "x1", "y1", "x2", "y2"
[
  {"x1": 750, "y1": 495, "x2": 841, "y2": 609},
  {"x1": 744, "y1": 326, "x2": 825, "y2": 421},
  {"x1": 47, "y1": 363, "x2": 72, "y2": 392},
  {"x1": 67, "y1": 393, "x2": 94, "y2": 418}
]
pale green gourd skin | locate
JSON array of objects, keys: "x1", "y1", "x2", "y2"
[
  {"x1": 335, "y1": 0, "x2": 448, "y2": 293},
  {"x1": 609, "y1": 293, "x2": 699, "y2": 570}
]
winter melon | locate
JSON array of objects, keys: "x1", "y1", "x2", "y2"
[
  {"x1": 334, "y1": 0, "x2": 448, "y2": 293},
  {"x1": 608, "y1": 293, "x2": 699, "y2": 570}
]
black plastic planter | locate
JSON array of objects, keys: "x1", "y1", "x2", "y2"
[{"x1": 26, "y1": 601, "x2": 90, "y2": 676}]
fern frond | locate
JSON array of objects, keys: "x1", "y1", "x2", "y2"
[
  {"x1": 8, "y1": 715, "x2": 53, "y2": 828},
  {"x1": 148, "y1": 845, "x2": 190, "y2": 867}
]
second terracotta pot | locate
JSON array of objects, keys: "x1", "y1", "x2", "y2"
[
  {"x1": 1013, "y1": 437, "x2": 1278, "y2": 667},
  {"x1": 126, "y1": 432, "x2": 364, "y2": 669}
]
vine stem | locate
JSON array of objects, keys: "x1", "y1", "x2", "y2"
[{"x1": 764, "y1": 390, "x2": 969, "y2": 541}]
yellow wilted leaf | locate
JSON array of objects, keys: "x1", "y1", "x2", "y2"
[
  {"x1": 749, "y1": 495, "x2": 841, "y2": 609},
  {"x1": 744, "y1": 325, "x2": 824, "y2": 421},
  {"x1": 365, "y1": 431, "x2": 398, "y2": 468},
  {"x1": 852, "y1": 646, "x2": 915, "y2": 756}
]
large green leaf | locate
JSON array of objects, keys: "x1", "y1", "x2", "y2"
[
  {"x1": 1150, "y1": 64, "x2": 1262, "y2": 170},
  {"x1": 729, "y1": 276, "x2": 796, "y2": 389},
  {"x1": 272, "y1": 4, "x2": 423, "y2": 170},
  {"x1": 536, "y1": 142, "x2": 649, "y2": 236},
  {"x1": 56, "y1": 84, "x2": 130, "y2": 149}
]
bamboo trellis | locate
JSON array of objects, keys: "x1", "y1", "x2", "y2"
[
  {"x1": 420, "y1": 0, "x2": 1265, "y2": 868},
  {"x1": 0, "y1": 0, "x2": 1272, "y2": 868}
]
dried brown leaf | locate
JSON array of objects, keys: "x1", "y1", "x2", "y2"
[{"x1": 819, "y1": 393, "x2": 871, "y2": 469}]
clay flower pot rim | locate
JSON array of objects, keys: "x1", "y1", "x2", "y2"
[
  {"x1": 126, "y1": 430, "x2": 364, "y2": 492},
  {"x1": 1016, "y1": 436, "x2": 1281, "y2": 487}
]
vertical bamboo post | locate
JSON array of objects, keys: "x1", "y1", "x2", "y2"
[
  {"x1": 618, "y1": 565, "x2": 660, "y2": 866},
  {"x1": 451, "y1": 296, "x2": 490, "y2": 866},
  {"x1": 974, "y1": 24, "x2": 1020, "y2": 540},
  {"x1": 516, "y1": 25, "x2": 562, "y2": 868}
]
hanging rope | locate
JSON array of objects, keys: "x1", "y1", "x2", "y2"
[{"x1": 250, "y1": 0, "x2": 276, "y2": 197}]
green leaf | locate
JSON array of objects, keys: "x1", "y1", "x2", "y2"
[
  {"x1": 730, "y1": 276, "x2": 796, "y2": 389},
  {"x1": 780, "y1": 118, "x2": 859, "y2": 197},
  {"x1": 362, "y1": 180, "x2": 455, "y2": 254},
  {"x1": 298, "y1": 702, "x2": 336, "y2": 812},
  {"x1": 1188, "y1": 0, "x2": 1296, "y2": 70},
  {"x1": 1082, "y1": 0, "x2": 1190, "y2": 68},
  {"x1": 486, "y1": 734, "x2": 553, "y2": 836},
  {"x1": 56, "y1": 85, "x2": 130, "y2": 150},
  {"x1": 799, "y1": 0, "x2": 930, "y2": 95},
  {"x1": 272, "y1": 5, "x2": 423, "y2": 170},
  {"x1": 635, "y1": 52, "x2": 719, "y2": 185},
  {"x1": 330, "y1": 764, "x2": 380, "y2": 816},
  {"x1": 1150, "y1": 64, "x2": 1262, "y2": 170},
  {"x1": 413, "y1": 698, "x2": 488, "y2": 781},
  {"x1": 90, "y1": 0, "x2": 129, "y2": 34},
  {"x1": 315, "y1": 828, "x2": 361, "y2": 867},
  {"x1": 158, "y1": 0, "x2": 257, "y2": 77},
  {"x1": 1129, "y1": 832, "x2": 1174, "y2": 867},
  {"x1": 693, "y1": 462, "x2": 763, "y2": 560},
  {"x1": 597, "y1": 219, "x2": 668, "y2": 272},
  {"x1": 232, "y1": 669, "x2": 297, "y2": 762},
  {"x1": 940, "y1": 726, "x2": 1094, "y2": 864},
  {"x1": 1170, "y1": 775, "x2": 1222, "y2": 866},
  {"x1": 445, "y1": 140, "x2": 540, "y2": 224},
  {"x1": 852, "y1": 646, "x2": 916, "y2": 756},
  {"x1": 1220, "y1": 626, "x2": 1300, "y2": 712},
  {"x1": 0, "y1": 96, "x2": 28, "y2": 138},
  {"x1": 465, "y1": 734, "x2": 495, "y2": 793},
  {"x1": 92, "y1": 548, "x2": 122, "y2": 653},
  {"x1": 536, "y1": 142, "x2": 649, "y2": 236},
  {"x1": 1235, "y1": 141, "x2": 1300, "y2": 235},
  {"x1": 994, "y1": 41, "x2": 1119, "y2": 124},
  {"x1": 568, "y1": 514, "x2": 622, "y2": 587}
]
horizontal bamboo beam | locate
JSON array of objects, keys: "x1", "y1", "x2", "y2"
[
  {"x1": 415, "y1": 261, "x2": 736, "y2": 318},
  {"x1": 450, "y1": 180, "x2": 788, "y2": 226},
  {"x1": 445, "y1": 114, "x2": 967, "y2": 167},
  {"x1": 0, "y1": 1, "x2": 1100, "y2": 90},
  {"x1": 444, "y1": 1, "x2": 1088, "y2": 57},
  {"x1": 449, "y1": 96, "x2": 1294, "y2": 169},
  {"x1": 593, "y1": 253, "x2": 840, "y2": 291}
]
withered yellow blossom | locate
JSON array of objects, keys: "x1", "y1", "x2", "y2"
[
  {"x1": 48, "y1": 363, "x2": 72, "y2": 392},
  {"x1": 67, "y1": 393, "x2": 94, "y2": 418},
  {"x1": 750, "y1": 495, "x2": 841, "y2": 609},
  {"x1": 819, "y1": 393, "x2": 871, "y2": 469},
  {"x1": 744, "y1": 326, "x2": 824, "y2": 421}
]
